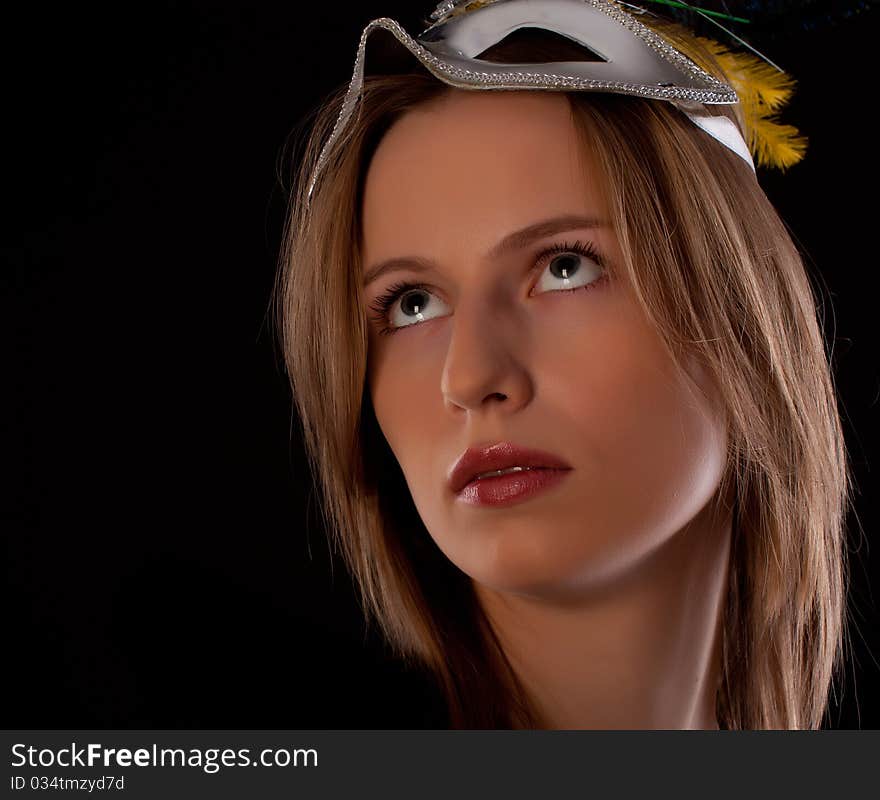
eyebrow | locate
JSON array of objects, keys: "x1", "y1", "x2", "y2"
[{"x1": 362, "y1": 213, "x2": 607, "y2": 288}]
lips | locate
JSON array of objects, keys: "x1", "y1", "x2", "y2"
[{"x1": 448, "y1": 441, "x2": 573, "y2": 495}]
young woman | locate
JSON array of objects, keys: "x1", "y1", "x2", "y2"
[{"x1": 272, "y1": 0, "x2": 852, "y2": 729}]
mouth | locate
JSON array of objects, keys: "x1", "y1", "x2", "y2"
[
  {"x1": 448, "y1": 442, "x2": 573, "y2": 496},
  {"x1": 456, "y1": 466, "x2": 573, "y2": 508},
  {"x1": 472, "y1": 465, "x2": 543, "y2": 481}
]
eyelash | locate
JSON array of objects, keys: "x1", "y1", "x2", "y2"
[{"x1": 366, "y1": 239, "x2": 606, "y2": 337}]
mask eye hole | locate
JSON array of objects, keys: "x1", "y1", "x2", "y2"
[{"x1": 475, "y1": 27, "x2": 608, "y2": 64}]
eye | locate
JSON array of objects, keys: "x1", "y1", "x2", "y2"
[
  {"x1": 367, "y1": 281, "x2": 452, "y2": 335},
  {"x1": 366, "y1": 238, "x2": 607, "y2": 337},
  {"x1": 529, "y1": 239, "x2": 606, "y2": 296}
]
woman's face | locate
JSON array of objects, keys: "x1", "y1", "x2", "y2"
[{"x1": 361, "y1": 90, "x2": 728, "y2": 598}]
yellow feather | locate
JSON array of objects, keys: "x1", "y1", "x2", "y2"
[
  {"x1": 694, "y1": 39, "x2": 797, "y2": 111},
  {"x1": 642, "y1": 19, "x2": 808, "y2": 171},
  {"x1": 749, "y1": 118, "x2": 809, "y2": 171}
]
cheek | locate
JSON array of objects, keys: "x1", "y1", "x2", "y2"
[
  {"x1": 527, "y1": 295, "x2": 728, "y2": 561},
  {"x1": 529, "y1": 288, "x2": 662, "y2": 440},
  {"x1": 539, "y1": 288, "x2": 721, "y2": 452},
  {"x1": 367, "y1": 333, "x2": 442, "y2": 475}
]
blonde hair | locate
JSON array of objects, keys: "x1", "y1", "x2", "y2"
[{"x1": 270, "y1": 26, "x2": 854, "y2": 729}]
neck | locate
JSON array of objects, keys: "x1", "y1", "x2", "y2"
[{"x1": 474, "y1": 500, "x2": 732, "y2": 730}]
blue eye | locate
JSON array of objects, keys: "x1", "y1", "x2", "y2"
[{"x1": 367, "y1": 238, "x2": 606, "y2": 337}]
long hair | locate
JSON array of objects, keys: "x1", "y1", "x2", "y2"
[{"x1": 270, "y1": 24, "x2": 854, "y2": 729}]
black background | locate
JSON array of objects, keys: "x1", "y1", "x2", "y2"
[{"x1": 5, "y1": 1, "x2": 879, "y2": 728}]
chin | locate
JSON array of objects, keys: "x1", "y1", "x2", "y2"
[{"x1": 442, "y1": 520, "x2": 605, "y2": 598}]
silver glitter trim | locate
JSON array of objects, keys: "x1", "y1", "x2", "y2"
[
  {"x1": 430, "y1": 0, "x2": 461, "y2": 22},
  {"x1": 430, "y1": 0, "x2": 513, "y2": 24}
]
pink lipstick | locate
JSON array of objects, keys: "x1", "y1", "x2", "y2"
[{"x1": 449, "y1": 442, "x2": 573, "y2": 508}]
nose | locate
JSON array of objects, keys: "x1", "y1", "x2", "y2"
[{"x1": 440, "y1": 296, "x2": 533, "y2": 415}]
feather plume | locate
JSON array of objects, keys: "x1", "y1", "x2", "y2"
[
  {"x1": 705, "y1": 46, "x2": 796, "y2": 111},
  {"x1": 643, "y1": 17, "x2": 808, "y2": 171},
  {"x1": 749, "y1": 117, "x2": 809, "y2": 170}
]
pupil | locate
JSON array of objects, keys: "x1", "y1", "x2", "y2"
[
  {"x1": 402, "y1": 291, "x2": 427, "y2": 316},
  {"x1": 550, "y1": 254, "x2": 580, "y2": 279}
]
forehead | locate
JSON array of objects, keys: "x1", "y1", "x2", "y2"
[{"x1": 360, "y1": 90, "x2": 605, "y2": 262}]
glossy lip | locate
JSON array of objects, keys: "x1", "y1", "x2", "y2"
[
  {"x1": 448, "y1": 441, "x2": 573, "y2": 496},
  {"x1": 458, "y1": 468, "x2": 573, "y2": 508}
]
